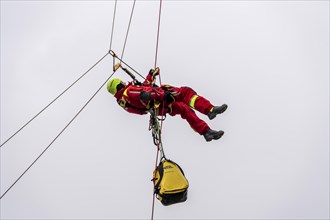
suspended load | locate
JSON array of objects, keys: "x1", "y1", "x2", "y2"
[{"x1": 153, "y1": 159, "x2": 189, "y2": 206}]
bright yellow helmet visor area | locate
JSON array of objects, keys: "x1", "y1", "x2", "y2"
[{"x1": 107, "y1": 78, "x2": 122, "y2": 95}]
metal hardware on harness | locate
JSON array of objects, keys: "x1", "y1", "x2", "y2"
[
  {"x1": 149, "y1": 108, "x2": 161, "y2": 146},
  {"x1": 148, "y1": 108, "x2": 166, "y2": 160}
]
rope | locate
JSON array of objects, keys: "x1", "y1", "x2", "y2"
[
  {"x1": 109, "y1": 0, "x2": 141, "y2": 80},
  {"x1": 108, "y1": 0, "x2": 118, "y2": 51},
  {"x1": 1, "y1": 0, "x2": 120, "y2": 149},
  {"x1": 151, "y1": 1, "x2": 164, "y2": 219},
  {"x1": 120, "y1": 0, "x2": 136, "y2": 62},
  {"x1": 0, "y1": 53, "x2": 109, "y2": 148},
  {"x1": 0, "y1": 70, "x2": 118, "y2": 200},
  {"x1": 0, "y1": 0, "x2": 119, "y2": 199},
  {"x1": 109, "y1": 50, "x2": 145, "y2": 80},
  {"x1": 151, "y1": 140, "x2": 160, "y2": 220},
  {"x1": 154, "y1": 0, "x2": 163, "y2": 70}
]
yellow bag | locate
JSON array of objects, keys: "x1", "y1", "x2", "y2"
[{"x1": 153, "y1": 159, "x2": 189, "y2": 206}]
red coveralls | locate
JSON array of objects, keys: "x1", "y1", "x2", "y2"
[{"x1": 114, "y1": 74, "x2": 214, "y2": 135}]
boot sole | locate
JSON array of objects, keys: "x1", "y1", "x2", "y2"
[{"x1": 205, "y1": 131, "x2": 224, "y2": 142}]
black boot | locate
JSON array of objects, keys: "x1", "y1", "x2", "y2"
[
  {"x1": 207, "y1": 104, "x2": 228, "y2": 120},
  {"x1": 203, "y1": 129, "x2": 224, "y2": 142}
]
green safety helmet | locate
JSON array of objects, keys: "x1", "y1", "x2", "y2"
[{"x1": 107, "y1": 78, "x2": 122, "y2": 95}]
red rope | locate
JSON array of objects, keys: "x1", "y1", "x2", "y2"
[
  {"x1": 154, "y1": 0, "x2": 163, "y2": 70},
  {"x1": 151, "y1": 141, "x2": 160, "y2": 220},
  {"x1": 151, "y1": 1, "x2": 163, "y2": 219}
]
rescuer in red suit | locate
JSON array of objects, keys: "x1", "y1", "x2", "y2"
[{"x1": 107, "y1": 67, "x2": 227, "y2": 142}]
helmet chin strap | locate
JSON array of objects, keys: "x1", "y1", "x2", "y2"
[{"x1": 116, "y1": 83, "x2": 125, "y2": 92}]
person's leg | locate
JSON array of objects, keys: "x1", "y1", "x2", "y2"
[
  {"x1": 158, "y1": 102, "x2": 224, "y2": 142},
  {"x1": 171, "y1": 86, "x2": 227, "y2": 119},
  {"x1": 169, "y1": 102, "x2": 210, "y2": 135}
]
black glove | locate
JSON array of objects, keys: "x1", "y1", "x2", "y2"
[
  {"x1": 164, "y1": 90, "x2": 175, "y2": 103},
  {"x1": 149, "y1": 67, "x2": 160, "y2": 77},
  {"x1": 133, "y1": 79, "x2": 142, "y2": 86}
]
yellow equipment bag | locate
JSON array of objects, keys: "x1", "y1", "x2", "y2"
[{"x1": 153, "y1": 159, "x2": 189, "y2": 206}]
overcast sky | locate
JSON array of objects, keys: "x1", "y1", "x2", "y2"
[{"x1": 1, "y1": 1, "x2": 329, "y2": 219}]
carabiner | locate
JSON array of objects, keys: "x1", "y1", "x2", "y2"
[{"x1": 109, "y1": 50, "x2": 117, "y2": 58}]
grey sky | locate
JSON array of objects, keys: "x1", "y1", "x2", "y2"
[{"x1": 1, "y1": 1, "x2": 329, "y2": 219}]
